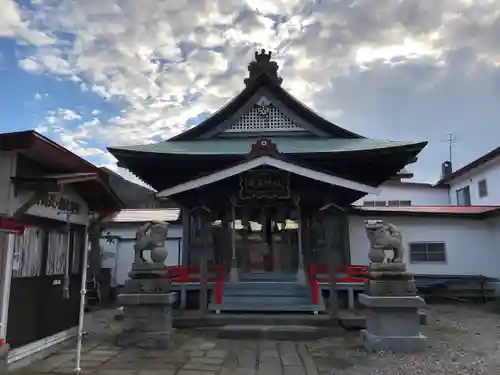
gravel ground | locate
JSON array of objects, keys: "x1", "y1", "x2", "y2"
[{"x1": 310, "y1": 303, "x2": 500, "y2": 375}]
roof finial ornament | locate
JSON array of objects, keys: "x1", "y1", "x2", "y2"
[{"x1": 244, "y1": 49, "x2": 283, "y2": 87}]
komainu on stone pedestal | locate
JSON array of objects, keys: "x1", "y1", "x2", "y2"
[
  {"x1": 116, "y1": 220, "x2": 177, "y2": 350},
  {"x1": 129, "y1": 220, "x2": 170, "y2": 279},
  {"x1": 359, "y1": 220, "x2": 427, "y2": 353}
]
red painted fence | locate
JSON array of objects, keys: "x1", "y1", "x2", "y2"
[
  {"x1": 307, "y1": 265, "x2": 369, "y2": 304},
  {"x1": 164, "y1": 265, "x2": 225, "y2": 304},
  {"x1": 163, "y1": 264, "x2": 369, "y2": 306}
]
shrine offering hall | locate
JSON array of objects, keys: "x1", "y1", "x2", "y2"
[{"x1": 108, "y1": 50, "x2": 427, "y2": 314}]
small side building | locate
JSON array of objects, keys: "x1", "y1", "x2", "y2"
[{"x1": 0, "y1": 130, "x2": 122, "y2": 364}]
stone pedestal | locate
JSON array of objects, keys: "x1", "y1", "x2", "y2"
[
  {"x1": 359, "y1": 294, "x2": 427, "y2": 353},
  {"x1": 359, "y1": 262, "x2": 427, "y2": 353},
  {"x1": 0, "y1": 343, "x2": 9, "y2": 375},
  {"x1": 116, "y1": 292, "x2": 177, "y2": 349}
]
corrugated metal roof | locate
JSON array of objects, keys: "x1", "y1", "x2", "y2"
[
  {"x1": 103, "y1": 209, "x2": 181, "y2": 223},
  {"x1": 358, "y1": 206, "x2": 500, "y2": 214},
  {"x1": 109, "y1": 138, "x2": 424, "y2": 156}
]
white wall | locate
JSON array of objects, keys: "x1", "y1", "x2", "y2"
[
  {"x1": 101, "y1": 224, "x2": 183, "y2": 286},
  {"x1": 449, "y1": 159, "x2": 500, "y2": 205},
  {"x1": 349, "y1": 215, "x2": 500, "y2": 279},
  {"x1": 353, "y1": 183, "x2": 449, "y2": 206}
]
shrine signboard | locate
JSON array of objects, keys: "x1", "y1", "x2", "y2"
[{"x1": 240, "y1": 170, "x2": 290, "y2": 199}]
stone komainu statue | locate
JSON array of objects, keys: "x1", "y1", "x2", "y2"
[
  {"x1": 365, "y1": 220, "x2": 403, "y2": 263},
  {"x1": 134, "y1": 220, "x2": 169, "y2": 264}
]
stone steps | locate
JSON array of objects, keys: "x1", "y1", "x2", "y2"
[{"x1": 209, "y1": 280, "x2": 326, "y2": 314}]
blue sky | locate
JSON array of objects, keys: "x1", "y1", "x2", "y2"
[{"x1": 2, "y1": 0, "x2": 500, "y2": 185}]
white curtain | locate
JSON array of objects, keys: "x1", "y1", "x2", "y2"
[{"x1": 12, "y1": 227, "x2": 44, "y2": 278}]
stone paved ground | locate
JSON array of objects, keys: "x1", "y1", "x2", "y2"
[{"x1": 11, "y1": 303, "x2": 500, "y2": 375}]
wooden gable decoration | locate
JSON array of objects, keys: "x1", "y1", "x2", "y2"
[{"x1": 223, "y1": 96, "x2": 305, "y2": 134}]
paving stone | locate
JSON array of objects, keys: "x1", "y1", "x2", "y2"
[
  {"x1": 237, "y1": 349, "x2": 257, "y2": 367},
  {"x1": 98, "y1": 361, "x2": 136, "y2": 370},
  {"x1": 188, "y1": 357, "x2": 224, "y2": 365},
  {"x1": 259, "y1": 349, "x2": 279, "y2": 358},
  {"x1": 141, "y1": 351, "x2": 168, "y2": 359},
  {"x1": 160, "y1": 355, "x2": 189, "y2": 364},
  {"x1": 296, "y1": 344, "x2": 319, "y2": 375},
  {"x1": 177, "y1": 371, "x2": 217, "y2": 375},
  {"x1": 220, "y1": 368, "x2": 256, "y2": 375},
  {"x1": 197, "y1": 342, "x2": 216, "y2": 350},
  {"x1": 95, "y1": 371, "x2": 136, "y2": 375},
  {"x1": 34, "y1": 353, "x2": 76, "y2": 371},
  {"x1": 187, "y1": 350, "x2": 205, "y2": 358},
  {"x1": 52, "y1": 365, "x2": 97, "y2": 374},
  {"x1": 77, "y1": 360, "x2": 106, "y2": 368},
  {"x1": 88, "y1": 350, "x2": 121, "y2": 356},
  {"x1": 283, "y1": 366, "x2": 307, "y2": 375},
  {"x1": 279, "y1": 343, "x2": 302, "y2": 366},
  {"x1": 135, "y1": 361, "x2": 178, "y2": 370},
  {"x1": 138, "y1": 370, "x2": 175, "y2": 375},
  {"x1": 182, "y1": 360, "x2": 221, "y2": 372},
  {"x1": 257, "y1": 363, "x2": 283, "y2": 375},
  {"x1": 205, "y1": 349, "x2": 228, "y2": 358}
]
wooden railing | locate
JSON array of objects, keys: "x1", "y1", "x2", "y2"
[
  {"x1": 164, "y1": 265, "x2": 225, "y2": 304},
  {"x1": 307, "y1": 265, "x2": 369, "y2": 304}
]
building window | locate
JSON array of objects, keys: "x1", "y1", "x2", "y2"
[
  {"x1": 456, "y1": 186, "x2": 471, "y2": 206},
  {"x1": 478, "y1": 179, "x2": 488, "y2": 198},
  {"x1": 409, "y1": 242, "x2": 446, "y2": 263},
  {"x1": 365, "y1": 200, "x2": 412, "y2": 207}
]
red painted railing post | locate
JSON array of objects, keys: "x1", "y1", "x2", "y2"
[{"x1": 215, "y1": 264, "x2": 223, "y2": 304}]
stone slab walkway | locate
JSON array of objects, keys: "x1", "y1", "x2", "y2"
[{"x1": 15, "y1": 333, "x2": 340, "y2": 375}]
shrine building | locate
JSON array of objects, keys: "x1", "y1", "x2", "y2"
[{"x1": 108, "y1": 50, "x2": 428, "y2": 314}]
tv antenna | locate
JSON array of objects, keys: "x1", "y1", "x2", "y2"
[{"x1": 441, "y1": 133, "x2": 457, "y2": 164}]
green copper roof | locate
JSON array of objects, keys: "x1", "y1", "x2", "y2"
[{"x1": 109, "y1": 138, "x2": 426, "y2": 156}]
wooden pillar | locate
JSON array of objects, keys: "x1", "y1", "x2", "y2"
[
  {"x1": 190, "y1": 206, "x2": 212, "y2": 317},
  {"x1": 319, "y1": 203, "x2": 341, "y2": 317},
  {"x1": 181, "y1": 207, "x2": 189, "y2": 266},
  {"x1": 294, "y1": 196, "x2": 306, "y2": 284}
]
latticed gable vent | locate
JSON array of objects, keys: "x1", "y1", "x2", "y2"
[{"x1": 224, "y1": 96, "x2": 304, "y2": 133}]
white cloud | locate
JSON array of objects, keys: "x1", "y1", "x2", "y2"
[
  {"x1": 19, "y1": 58, "x2": 41, "y2": 72},
  {"x1": 34, "y1": 125, "x2": 48, "y2": 133},
  {"x1": 1, "y1": 0, "x2": 55, "y2": 46},
  {"x1": 8, "y1": 0, "x2": 500, "y2": 184},
  {"x1": 34, "y1": 92, "x2": 49, "y2": 101}
]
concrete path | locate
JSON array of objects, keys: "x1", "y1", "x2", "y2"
[{"x1": 12, "y1": 331, "x2": 356, "y2": 375}]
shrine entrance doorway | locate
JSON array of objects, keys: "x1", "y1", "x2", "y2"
[{"x1": 233, "y1": 199, "x2": 300, "y2": 279}]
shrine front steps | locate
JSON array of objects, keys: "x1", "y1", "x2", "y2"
[{"x1": 208, "y1": 281, "x2": 326, "y2": 314}]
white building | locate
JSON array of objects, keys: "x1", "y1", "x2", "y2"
[{"x1": 100, "y1": 208, "x2": 183, "y2": 288}]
